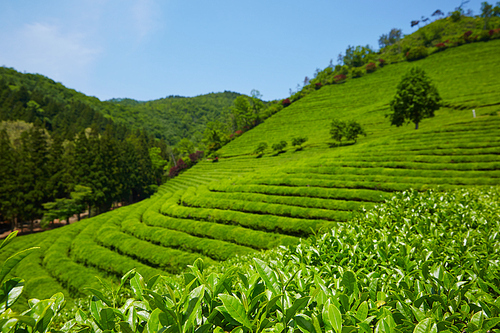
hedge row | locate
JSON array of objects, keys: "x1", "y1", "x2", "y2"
[
  {"x1": 70, "y1": 207, "x2": 163, "y2": 280},
  {"x1": 322, "y1": 153, "x2": 500, "y2": 164},
  {"x1": 229, "y1": 175, "x2": 463, "y2": 193},
  {"x1": 41, "y1": 221, "x2": 105, "y2": 297},
  {"x1": 289, "y1": 160, "x2": 500, "y2": 171},
  {"x1": 121, "y1": 217, "x2": 255, "y2": 261},
  {"x1": 386, "y1": 146, "x2": 500, "y2": 156},
  {"x1": 120, "y1": 194, "x2": 256, "y2": 260},
  {"x1": 96, "y1": 217, "x2": 214, "y2": 273},
  {"x1": 142, "y1": 208, "x2": 299, "y2": 250},
  {"x1": 181, "y1": 186, "x2": 352, "y2": 222},
  {"x1": 280, "y1": 170, "x2": 499, "y2": 186},
  {"x1": 210, "y1": 182, "x2": 390, "y2": 203},
  {"x1": 162, "y1": 196, "x2": 337, "y2": 237},
  {"x1": 285, "y1": 166, "x2": 500, "y2": 179},
  {"x1": 375, "y1": 136, "x2": 500, "y2": 151},
  {"x1": 206, "y1": 183, "x2": 371, "y2": 211}
]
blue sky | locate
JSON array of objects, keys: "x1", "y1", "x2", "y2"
[{"x1": 0, "y1": 0, "x2": 483, "y2": 102}]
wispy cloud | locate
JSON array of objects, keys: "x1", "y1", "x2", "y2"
[{"x1": 0, "y1": 22, "x2": 100, "y2": 83}]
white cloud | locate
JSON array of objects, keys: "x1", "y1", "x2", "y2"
[{"x1": 0, "y1": 22, "x2": 100, "y2": 84}]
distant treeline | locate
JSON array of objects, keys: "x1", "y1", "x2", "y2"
[{"x1": 0, "y1": 71, "x2": 170, "y2": 231}]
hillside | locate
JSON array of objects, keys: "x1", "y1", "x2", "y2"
[
  {"x1": 105, "y1": 92, "x2": 241, "y2": 144},
  {"x1": 0, "y1": 67, "x2": 241, "y2": 145},
  {"x1": 2, "y1": 34, "x2": 499, "y2": 314}
]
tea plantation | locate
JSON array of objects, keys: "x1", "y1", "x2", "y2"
[{"x1": 1, "y1": 39, "x2": 499, "y2": 332}]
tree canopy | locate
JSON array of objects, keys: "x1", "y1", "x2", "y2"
[{"x1": 389, "y1": 67, "x2": 441, "y2": 130}]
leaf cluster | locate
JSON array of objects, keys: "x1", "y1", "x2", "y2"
[{"x1": 330, "y1": 119, "x2": 366, "y2": 144}]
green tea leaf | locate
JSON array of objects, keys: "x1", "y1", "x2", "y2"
[
  {"x1": 341, "y1": 271, "x2": 357, "y2": 295},
  {"x1": 253, "y1": 258, "x2": 280, "y2": 296},
  {"x1": 285, "y1": 296, "x2": 310, "y2": 324},
  {"x1": 413, "y1": 318, "x2": 435, "y2": 333},
  {"x1": 0, "y1": 278, "x2": 24, "y2": 312},
  {"x1": 0, "y1": 247, "x2": 39, "y2": 284},
  {"x1": 119, "y1": 321, "x2": 134, "y2": 333},
  {"x1": 295, "y1": 314, "x2": 314, "y2": 333},
  {"x1": 324, "y1": 302, "x2": 342, "y2": 333},
  {"x1": 85, "y1": 288, "x2": 112, "y2": 307},
  {"x1": 355, "y1": 301, "x2": 368, "y2": 322},
  {"x1": 219, "y1": 294, "x2": 252, "y2": 329}
]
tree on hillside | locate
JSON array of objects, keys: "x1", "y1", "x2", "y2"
[
  {"x1": 343, "y1": 45, "x2": 374, "y2": 67},
  {"x1": 272, "y1": 141, "x2": 287, "y2": 153},
  {"x1": 345, "y1": 121, "x2": 367, "y2": 143},
  {"x1": 330, "y1": 119, "x2": 346, "y2": 144},
  {"x1": 330, "y1": 119, "x2": 366, "y2": 145},
  {"x1": 378, "y1": 28, "x2": 402, "y2": 50},
  {"x1": 389, "y1": 67, "x2": 441, "y2": 130},
  {"x1": 254, "y1": 142, "x2": 268, "y2": 156},
  {"x1": 230, "y1": 92, "x2": 264, "y2": 132},
  {"x1": 481, "y1": 2, "x2": 494, "y2": 29}
]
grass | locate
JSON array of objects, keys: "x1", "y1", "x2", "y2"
[{"x1": 2, "y1": 38, "x2": 500, "y2": 309}]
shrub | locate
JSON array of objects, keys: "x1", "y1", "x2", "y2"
[
  {"x1": 334, "y1": 74, "x2": 347, "y2": 83},
  {"x1": 254, "y1": 142, "x2": 268, "y2": 155},
  {"x1": 366, "y1": 62, "x2": 376, "y2": 73},
  {"x1": 189, "y1": 150, "x2": 204, "y2": 163},
  {"x1": 351, "y1": 67, "x2": 364, "y2": 78},
  {"x1": 405, "y1": 46, "x2": 428, "y2": 61},
  {"x1": 282, "y1": 98, "x2": 291, "y2": 107},
  {"x1": 314, "y1": 82, "x2": 322, "y2": 90},
  {"x1": 169, "y1": 158, "x2": 188, "y2": 178},
  {"x1": 478, "y1": 30, "x2": 490, "y2": 41},
  {"x1": 378, "y1": 58, "x2": 386, "y2": 67},
  {"x1": 291, "y1": 137, "x2": 308, "y2": 148},
  {"x1": 272, "y1": 140, "x2": 287, "y2": 153},
  {"x1": 491, "y1": 28, "x2": 500, "y2": 39}
]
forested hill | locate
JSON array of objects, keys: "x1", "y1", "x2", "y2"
[
  {"x1": 0, "y1": 67, "x2": 242, "y2": 145},
  {"x1": 105, "y1": 91, "x2": 241, "y2": 145}
]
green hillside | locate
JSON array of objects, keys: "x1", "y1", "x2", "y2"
[
  {"x1": 3, "y1": 36, "x2": 499, "y2": 304},
  {"x1": 1, "y1": 21, "x2": 500, "y2": 331},
  {"x1": 0, "y1": 67, "x2": 241, "y2": 145},
  {"x1": 105, "y1": 92, "x2": 241, "y2": 144}
]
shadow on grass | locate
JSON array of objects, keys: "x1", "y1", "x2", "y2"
[
  {"x1": 328, "y1": 142, "x2": 356, "y2": 148},
  {"x1": 272, "y1": 150, "x2": 287, "y2": 157}
]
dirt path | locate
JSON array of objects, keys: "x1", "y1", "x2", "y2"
[{"x1": 0, "y1": 211, "x2": 88, "y2": 239}]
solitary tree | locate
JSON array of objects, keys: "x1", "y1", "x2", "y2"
[
  {"x1": 389, "y1": 67, "x2": 441, "y2": 130},
  {"x1": 272, "y1": 141, "x2": 287, "y2": 153},
  {"x1": 330, "y1": 119, "x2": 346, "y2": 144},
  {"x1": 481, "y1": 2, "x2": 494, "y2": 29},
  {"x1": 345, "y1": 120, "x2": 366, "y2": 143},
  {"x1": 291, "y1": 137, "x2": 308, "y2": 149},
  {"x1": 254, "y1": 142, "x2": 268, "y2": 156}
]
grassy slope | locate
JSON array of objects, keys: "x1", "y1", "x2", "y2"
[{"x1": 2, "y1": 39, "x2": 499, "y2": 308}]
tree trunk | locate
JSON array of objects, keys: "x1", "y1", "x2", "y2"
[
  {"x1": 415, "y1": 122, "x2": 419, "y2": 130},
  {"x1": 30, "y1": 220, "x2": 34, "y2": 233}
]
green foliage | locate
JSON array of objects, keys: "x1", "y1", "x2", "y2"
[
  {"x1": 351, "y1": 67, "x2": 364, "y2": 78},
  {"x1": 389, "y1": 67, "x2": 441, "y2": 129},
  {"x1": 330, "y1": 119, "x2": 366, "y2": 144},
  {"x1": 291, "y1": 137, "x2": 308, "y2": 149},
  {"x1": 271, "y1": 140, "x2": 287, "y2": 153},
  {"x1": 8, "y1": 188, "x2": 499, "y2": 333},
  {"x1": 343, "y1": 45, "x2": 375, "y2": 67},
  {"x1": 253, "y1": 142, "x2": 268, "y2": 155},
  {"x1": 330, "y1": 119, "x2": 346, "y2": 143},
  {"x1": 378, "y1": 28, "x2": 402, "y2": 49},
  {"x1": 405, "y1": 45, "x2": 429, "y2": 61},
  {"x1": 344, "y1": 120, "x2": 366, "y2": 143}
]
